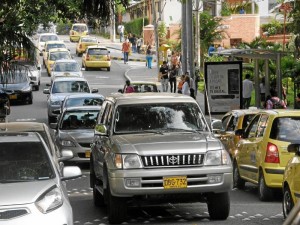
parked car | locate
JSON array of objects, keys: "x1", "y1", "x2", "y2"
[
  {"x1": 46, "y1": 48, "x2": 72, "y2": 76},
  {"x1": 214, "y1": 108, "x2": 260, "y2": 158},
  {"x1": 76, "y1": 36, "x2": 98, "y2": 56},
  {"x1": 82, "y1": 46, "x2": 111, "y2": 71},
  {"x1": 36, "y1": 33, "x2": 59, "y2": 52},
  {"x1": 41, "y1": 40, "x2": 67, "y2": 66},
  {"x1": 52, "y1": 106, "x2": 101, "y2": 163},
  {"x1": 233, "y1": 110, "x2": 300, "y2": 201},
  {"x1": 43, "y1": 77, "x2": 98, "y2": 124},
  {"x1": 118, "y1": 81, "x2": 159, "y2": 93},
  {"x1": 0, "y1": 132, "x2": 81, "y2": 225},
  {"x1": 51, "y1": 59, "x2": 83, "y2": 82},
  {"x1": 282, "y1": 143, "x2": 300, "y2": 218},
  {"x1": 2, "y1": 68, "x2": 33, "y2": 104},
  {"x1": 90, "y1": 92, "x2": 232, "y2": 224},
  {"x1": 69, "y1": 23, "x2": 89, "y2": 42}
]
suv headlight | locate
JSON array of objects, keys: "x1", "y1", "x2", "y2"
[
  {"x1": 35, "y1": 186, "x2": 63, "y2": 213},
  {"x1": 204, "y1": 150, "x2": 231, "y2": 166},
  {"x1": 60, "y1": 140, "x2": 76, "y2": 147},
  {"x1": 113, "y1": 154, "x2": 142, "y2": 169}
]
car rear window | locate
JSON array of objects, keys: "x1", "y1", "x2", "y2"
[
  {"x1": 81, "y1": 38, "x2": 97, "y2": 43},
  {"x1": 40, "y1": 35, "x2": 59, "y2": 42},
  {"x1": 65, "y1": 97, "x2": 103, "y2": 107},
  {"x1": 270, "y1": 117, "x2": 300, "y2": 142},
  {"x1": 50, "y1": 51, "x2": 71, "y2": 61},
  {"x1": 88, "y1": 48, "x2": 108, "y2": 55},
  {"x1": 46, "y1": 43, "x2": 66, "y2": 51},
  {"x1": 72, "y1": 25, "x2": 87, "y2": 32}
]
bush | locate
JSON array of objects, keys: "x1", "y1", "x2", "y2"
[{"x1": 124, "y1": 18, "x2": 149, "y2": 36}]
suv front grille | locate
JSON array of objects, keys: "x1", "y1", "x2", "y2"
[
  {"x1": 0, "y1": 209, "x2": 29, "y2": 220},
  {"x1": 141, "y1": 154, "x2": 204, "y2": 167}
]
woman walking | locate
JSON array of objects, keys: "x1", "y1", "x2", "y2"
[
  {"x1": 169, "y1": 65, "x2": 177, "y2": 93},
  {"x1": 145, "y1": 45, "x2": 153, "y2": 69}
]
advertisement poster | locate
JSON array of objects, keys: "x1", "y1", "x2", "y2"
[{"x1": 204, "y1": 61, "x2": 242, "y2": 115}]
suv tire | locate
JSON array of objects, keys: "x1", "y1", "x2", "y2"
[
  {"x1": 233, "y1": 162, "x2": 245, "y2": 189},
  {"x1": 259, "y1": 173, "x2": 273, "y2": 201},
  {"x1": 107, "y1": 182, "x2": 127, "y2": 224},
  {"x1": 283, "y1": 185, "x2": 294, "y2": 218},
  {"x1": 207, "y1": 192, "x2": 230, "y2": 220}
]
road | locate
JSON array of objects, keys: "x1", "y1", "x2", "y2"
[{"x1": 7, "y1": 35, "x2": 285, "y2": 225}]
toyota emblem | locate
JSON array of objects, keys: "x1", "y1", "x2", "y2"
[{"x1": 169, "y1": 156, "x2": 178, "y2": 165}]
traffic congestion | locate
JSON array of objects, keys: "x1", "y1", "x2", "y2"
[{"x1": 1, "y1": 24, "x2": 300, "y2": 225}]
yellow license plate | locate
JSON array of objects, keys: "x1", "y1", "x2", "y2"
[
  {"x1": 85, "y1": 150, "x2": 91, "y2": 158},
  {"x1": 9, "y1": 94, "x2": 17, "y2": 100},
  {"x1": 163, "y1": 176, "x2": 187, "y2": 189}
]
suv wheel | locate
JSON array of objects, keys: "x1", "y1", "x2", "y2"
[
  {"x1": 207, "y1": 192, "x2": 230, "y2": 220},
  {"x1": 283, "y1": 185, "x2": 294, "y2": 218},
  {"x1": 259, "y1": 172, "x2": 273, "y2": 201},
  {"x1": 107, "y1": 182, "x2": 127, "y2": 224},
  {"x1": 233, "y1": 162, "x2": 245, "y2": 189}
]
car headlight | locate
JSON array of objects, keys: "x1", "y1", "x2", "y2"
[
  {"x1": 204, "y1": 150, "x2": 231, "y2": 166},
  {"x1": 21, "y1": 86, "x2": 32, "y2": 92},
  {"x1": 60, "y1": 140, "x2": 76, "y2": 147},
  {"x1": 50, "y1": 100, "x2": 61, "y2": 106},
  {"x1": 35, "y1": 186, "x2": 63, "y2": 213},
  {"x1": 113, "y1": 154, "x2": 142, "y2": 169}
]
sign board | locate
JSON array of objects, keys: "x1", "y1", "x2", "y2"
[{"x1": 204, "y1": 61, "x2": 242, "y2": 115}]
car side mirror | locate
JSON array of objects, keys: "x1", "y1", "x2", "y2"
[
  {"x1": 211, "y1": 119, "x2": 224, "y2": 134},
  {"x1": 43, "y1": 89, "x2": 50, "y2": 94},
  {"x1": 91, "y1": 88, "x2": 98, "y2": 93},
  {"x1": 59, "y1": 149, "x2": 74, "y2": 162},
  {"x1": 61, "y1": 166, "x2": 82, "y2": 181},
  {"x1": 287, "y1": 143, "x2": 300, "y2": 156},
  {"x1": 95, "y1": 124, "x2": 108, "y2": 136}
]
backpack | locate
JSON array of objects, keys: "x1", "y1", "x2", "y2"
[{"x1": 271, "y1": 98, "x2": 284, "y2": 109}]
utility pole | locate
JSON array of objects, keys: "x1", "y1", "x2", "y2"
[
  {"x1": 181, "y1": 0, "x2": 187, "y2": 74},
  {"x1": 152, "y1": 0, "x2": 160, "y2": 75},
  {"x1": 110, "y1": 0, "x2": 116, "y2": 42},
  {"x1": 187, "y1": 0, "x2": 194, "y2": 79},
  {"x1": 194, "y1": 0, "x2": 201, "y2": 71}
]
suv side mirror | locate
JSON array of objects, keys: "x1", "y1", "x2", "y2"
[{"x1": 95, "y1": 124, "x2": 108, "y2": 136}]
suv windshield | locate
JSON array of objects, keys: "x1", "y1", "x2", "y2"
[
  {"x1": 0, "y1": 142, "x2": 54, "y2": 183},
  {"x1": 270, "y1": 117, "x2": 300, "y2": 142},
  {"x1": 114, "y1": 103, "x2": 208, "y2": 133},
  {"x1": 52, "y1": 80, "x2": 90, "y2": 93}
]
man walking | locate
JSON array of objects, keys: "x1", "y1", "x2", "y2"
[
  {"x1": 122, "y1": 39, "x2": 130, "y2": 64},
  {"x1": 159, "y1": 61, "x2": 169, "y2": 92},
  {"x1": 242, "y1": 73, "x2": 253, "y2": 109}
]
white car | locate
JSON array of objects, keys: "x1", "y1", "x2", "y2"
[
  {"x1": 51, "y1": 59, "x2": 83, "y2": 82},
  {"x1": 37, "y1": 33, "x2": 60, "y2": 52}
]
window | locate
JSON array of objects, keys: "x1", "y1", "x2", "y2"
[
  {"x1": 270, "y1": 117, "x2": 300, "y2": 142},
  {"x1": 61, "y1": 110, "x2": 99, "y2": 130},
  {"x1": 244, "y1": 115, "x2": 260, "y2": 138},
  {"x1": 222, "y1": 115, "x2": 231, "y2": 131},
  {"x1": 88, "y1": 48, "x2": 108, "y2": 55},
  {"x1": 257, "y1": 115, "x2": 268, "y2": 137}
]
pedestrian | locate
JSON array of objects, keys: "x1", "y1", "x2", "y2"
[
  {"x1": 137, "y1": 36, "x2": 142, "y2": 54},
  {"x1": 265, "y1": 88, "x2": 287, "y2": 109},
  {"x1": 129, "y1": 34, "x2": 137, "y2": 53},
  {"x1": 159, "y1": 61, "x2": 169, "y2": 92},
  {"x1": 260, "y1": 77, "x2": 266, "y2": 108},
  {"x1": 118, "y1": 24, "x2": 125, "y2": 43},
  {"x1": 170, "y1": 51, "x2": 179, "y2": 75},
  {"x1": 122, "y1": 39, "x2": 130, "y2": 64},
  {"x1": 182, "y1": 75, "x2": 191, "y2": 96},
  {"x1": 177, "y1": 74, "x2": 185, "y2": 94},
  {"x1": 145, "y1": 45, "x2": 153, "y2": 69},
  {"x1": 295, "y1": 93, "x2": 300, "y2": 109},
  {"x1": 123, "y1": 80, "x2": 135, "y2": 93},
  {"x1": 208, "y1": 44, "x2": 215, "y2": 57},
  {"x1": 188, "y1": 72, "x2": 196, "y2": 99},
  {"x1": 169, "y1": 65, "x2": 177, "y2": 93},
  {"x1": 242, "y1": 73, "x2": 253, "y2": 109}
]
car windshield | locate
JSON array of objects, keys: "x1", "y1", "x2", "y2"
[
  {"x1": 65, "y1": 97, "x2": 103, "y2": 107},
  {"x1": 2, "y1": 71, "x2": 29, "y2": 84},
  {"x1": 132, "y1": 84, "x2": 158, "y2": 92},
  {"x1": 52, "y1": 80, "x2": 90, "y2": 93},
  {"x1": 270, "y1": 117, "x2": 300, "y2": 142},
  {"x1": 46, "y1": 43, "x2": 66, "y2": 51},
  {"x1": 60, "y1": 110, "x2": 99, "y2": 130},
  {"x1": 114, "y1": 103, "x2": 208, "y2": 133},
  {"x1": 81, "y1": 38, "x2": 97, "y2": 43},
  {"x1": 53, "y1": 62, "x2": 80, "y2": 72},
  {"x1": 40, "y1": 35, "x2": 58, "y2": 42},
  {"x1": 88, "y1": 48, "x2": 108, "y2": 55},
  {"x1": 0, "y1": 142, "x2": 54, "y2": 183},
  {"x1": 73, "y1": 25, "x2": 87, "y2": 32},
  {"x1": 50, "y1": 51, "x2": 71, "y2": 61}
]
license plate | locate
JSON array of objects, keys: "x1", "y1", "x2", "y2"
[
  {"x1": 85, "y1": 150, "x2": 91, "y2": 158},
  {"x1": 163, "y1": 176, "x2": 187, "y2": 189},
  {"x1": 9, "y1": 94, "x2": 17, "y2": 100}
]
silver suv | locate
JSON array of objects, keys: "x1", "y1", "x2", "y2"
[{"x1": 90, "y1": 93, "x2": 232, "y2": 224}]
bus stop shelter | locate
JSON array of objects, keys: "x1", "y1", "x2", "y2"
[{"x1": 213, "y1": 48, "x2": 290, "y2": 108}]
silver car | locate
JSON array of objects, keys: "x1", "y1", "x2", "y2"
[
  {"x1": 52, "y1": 106, "x2": 101, "y2": 163},
  {"x1": 0, "y1": 132, "x2": 81, "y2": 225},
  {"x1": 43, "y1": 77, "x2": 98, "y2": 124}
]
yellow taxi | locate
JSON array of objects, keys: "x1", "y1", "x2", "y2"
[
  {"x1": 232, "y1": 110, "x2": 300, "y2": 201},
  {"x1": 69, "y1": 23, "x2": 89, "y2": 42},
  {"x1": 82, "y1": 46, "x2": 111, "y2": 71},
  {"x1": 46, "y1": 48, "x2": 72, "y2": 76},
  {"x1": 76, "y1": 36, "x2": 98, "y2": 56},
  {"x1": 41, "y1": 41, "x2": 67, "y2": 67},
  {"x1": 283, "y1": 143, "x2": 300, "y2": 218}
]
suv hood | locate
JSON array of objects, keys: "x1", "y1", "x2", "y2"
[
  {"x1": 113, "y1": 132, "x2": 222, "y2": 155},
  {"x1": 0, "y1": 180, "x2": 57, "y2": 206}
]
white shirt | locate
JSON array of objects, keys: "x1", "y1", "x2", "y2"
[
  {"x1": 182, "y1": 82, "x2": 190, "y2": 95},
  {"x1": 260, "y1": 83, "x2": 265, "y2": 94},
  {"x1": 118, "y1": 25, "x2": 124, "y2": 33},
  {"x1": 243, "y1": 79, "x2": 253, "y2": 98}
]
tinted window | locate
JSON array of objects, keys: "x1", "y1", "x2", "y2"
[
  {"x1": 88, "y1": 48, "x2": 108, "y2": 55},
  {"x1": 4, "y1": 71, "x2": 29, "y2": 84},
  {"x1": 65, "y1": 97, "x2": 103, "y2": 108},
  {"x1": 52, "y1": 81, "x2": 90, "y2": 93},
  {"x1": 270, "y1": 117, "x2": 300, "y2": 142},
  {"x1": 0, "y1": 142, "x2": 54, "y2": 182},
  {"x1": 114, "y1": 103, "x2": 207, "y2": 133},
  {"x1": 60, "y1": 110, "x2": 99, "y2": 130},
  {"x1": 73, "y1": 25, "x2": 87, "y2": 31}
]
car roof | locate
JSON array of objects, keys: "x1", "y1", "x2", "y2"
[
  {"x1": 86, "y1": 45, "x2": 107, "y2": 49},
  {"x1": 0, "y1": 132, "x2": 42, "y2": 143},
  {"x1": 54, "y1": 59, "x2": 78, "y2": 63},
  {"x1": 223, "y1": 108, "x2": 260, "y2": 118},
  {"x1": 260, "y1": 109, "x2": 300, "y2": 116},
  {"x1": 39, "y1": 33, "x2": 58, "y2": 37},
  {"x1": 48, "y1": 48, "x2": 69, "y2": 53},
  {"x1": 45, "y1": 40, "x2": 65, "y2": 45},
  {"x1": 0, "y1": 122, "x2": 47, "y2": 132},
  {"x1": 64, "y1": 93, "x2": 104, "y2": 99},
  {"x1": 53, "y1": 77, "x2": 88, "y2": 82}
]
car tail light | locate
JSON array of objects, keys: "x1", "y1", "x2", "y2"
[
  {"x1": 265, "y1": 142, "x2": 280, "y2": 163},
  {"x1": 71, "y1": 31, "x2": 74, "y2": 35},
  {"x1": 79, "y1": 44, "x2": 82, "y2": 49},
  {"x1": 86, "y1": 54, "x2": 90, "y2": 61},
  {"x1": 107, "y1": 56, "x2": 111, "y2": 61}
]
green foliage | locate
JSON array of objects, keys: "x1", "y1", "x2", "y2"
[
  {"x1": 124, "y1": 17, "x2": 149, "y2": 36},
  {"x1": 204, "y1": 54, "x2": 225, "y2": 62},
  {"x1": 290, "y1": 1, "x2": 300, "y2": 35},
  {"x1": 56, "y1": 20, "x2": 73, "y2": 35},
  {"x1": 220, "y1": 3, "x2": 232, "y2": 16},
  {"x1": 158, "y1": 22, "x2": 168, "y2": 44}
]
